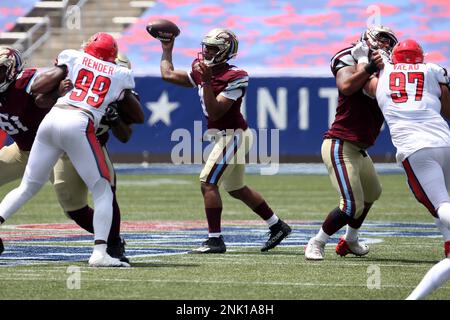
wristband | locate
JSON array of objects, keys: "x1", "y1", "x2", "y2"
[{"x1": 364, "y1": 60, "x2": 379, "y2": 75}]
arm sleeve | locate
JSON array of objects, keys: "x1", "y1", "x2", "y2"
[{"x1": 429, "y1": 63, "x2": 449, "y2": 85}]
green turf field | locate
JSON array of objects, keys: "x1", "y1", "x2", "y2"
[{"x1": 0, "y1": 173, "x2": 448, "y2": 300}]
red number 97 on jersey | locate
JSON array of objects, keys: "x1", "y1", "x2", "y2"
[{"x1": 69, "y1": 68, "x2": 111, "y2": 108}]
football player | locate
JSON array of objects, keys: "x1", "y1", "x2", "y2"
[
  {"x1": 0, "y1": 46, "x2": 71, "y2": 255},
  {"x1": 51, "y1": 52, "x2": 143, "y2": 264},
  {"x1": 0, "y1": 33, "x2": 140, "y2": 267},
  {"x1": 363, "y1": 39, "x2": 450, "y2": 299},
  {"x1": 159, "y1": 28, "x2": 291, "y2": 253},
  {"x1": 305, "y1": 25, "x2": 397, "y2": 260},
  {"x1": 0, "y1": 47, "x2": 142, "y2": 263}
]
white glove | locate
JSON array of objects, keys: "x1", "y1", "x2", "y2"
[{"x1": 351, "y1": 41, "x2": 370, "y2": 64}]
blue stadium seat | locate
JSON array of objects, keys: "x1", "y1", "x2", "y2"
[{"x1": 0, "y1": 1, "x2": 39, "y2": 33}]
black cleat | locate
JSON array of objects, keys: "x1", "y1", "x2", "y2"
[
  {"x1": 261, "y1": 220, "x2": 292, "y2": 252},
  {"x1": 189, "y1": 235, "x2": 226, "y2": 254},
  {"x1": 107, "y1": 237, "x2": 130, "y2": 264},
  {"x1": 0, "y1": 238, "x2": 3, "y2": 255}
]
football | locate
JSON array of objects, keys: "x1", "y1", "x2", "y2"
[{"x1": 146, "y1": 19, "x2": 180, "y2": 42}]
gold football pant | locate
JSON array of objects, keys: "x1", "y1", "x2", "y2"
[{"x1": 321, "y1": 138, "x2": 382, "y2": 218}]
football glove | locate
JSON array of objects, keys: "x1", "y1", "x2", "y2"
[
  {"x1": 104, "y1": 102, "x2": 121, "y2": 126},
  {"x1": 351, "y1": 41, "x2": 370, "y2": 64}
]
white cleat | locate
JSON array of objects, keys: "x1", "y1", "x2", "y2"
[
  {"x1": 88, "y1": 251, "x2": 130, "y2": 267},
  {"x1": 304, "y1": 237, "x2": 325, "y2": 260}
]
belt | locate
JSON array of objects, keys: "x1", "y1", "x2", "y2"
[
  {"x1": 54, "y1": 104, "x2": 94, "y2": 122},
  {"x1": 331, "y1": 138, "x2": 368, "y2": 157}
]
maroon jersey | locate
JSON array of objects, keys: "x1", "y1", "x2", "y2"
[
  {"x1": 324, "y1": 47, "x2": 384, "y2": 147},
  {"x1": 189, "y1": 59, "x2": 248, "y2": 131},
  {"x1": 0, "y1": 68, "x2": 50, "y2": 151}
]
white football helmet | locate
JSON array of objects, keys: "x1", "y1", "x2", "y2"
[
  {"x1": 360, "y1": 25, "x2": 398, "y2": 54},
  {"x1": 200, "y1": 28, "x2": 239, "y2": 66},
  {"x1": 115, "y1": 52, "x2": 131, "y2": 69},
  {"x1": 0, "y1": 46, "x2": 24, "y2": 93}
]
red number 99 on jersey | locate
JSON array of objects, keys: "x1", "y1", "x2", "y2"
[{"x1": 69, "y1": 68, "x2": 111, "y2": 108}]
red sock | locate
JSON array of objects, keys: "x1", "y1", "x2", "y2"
[
  {"x1": 348, "y1": 206, "x2": 370, "y2": 229},
  {"x1": 205, "y1": 208, "x2": 222, "y2": 234},
  {"x1": 67, "y1": 205, "x2": 94, "y2": 233},
  {"x1": 322, "y1": 207, "x2": 350, "y2": 236},
  {"x1": 108, "y1": 188, "x2": 122, "y2": 245},
  {"x1": 67, "y1": 189, "x2": 122, "y2": 245},
  {"x1": 252, "y1": 201, "x2": 274, "y2": 220}
]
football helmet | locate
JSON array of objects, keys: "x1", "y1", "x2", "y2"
[
  {"x1": 115, "y1": 52, "x2": 131, "y2": 69},
  {"x1": 360, "y1": 25, "x2": 398, "y2": 54},
  {"x1": 391, "y1": 39, "x2": 424, "y2": 64},
  {"x1": 200, "y1": 28, "x2": 239, "y2": 66},
  {"x1": 83, "y1": 32, "x2": 118, "y2": 63},
  {"x1": 0, "y1": 46, "x2": 24, "y2": 93}
]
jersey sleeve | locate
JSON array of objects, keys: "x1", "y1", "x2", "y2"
[
  {"x1": 116, "y1": 68, "x2": 136, "y2": 101},
  {"x1": 223, "y1": 73, "x2": 249, "y2": 92},
  {"x1": 219, "y1": 88, "x2": 244, "y2": 101},
  {"x1": 189, "y1": 59, "x2": 202, "y2": 87},
  {"x1": 25, "y1": 69, "x2": 40, "y2": 94},
  {"x1": 55, "y1": 49, "x2": 78, "y2": 68},
  {"x1": 330, "y1": 47, "x2": 355, "y2": 76},
  {"x1": 428, "y1": 63, "x2": 449, "y2": 85},
  {"x1": 122, "y1": 69, "x2": 135, "y2": 90}
]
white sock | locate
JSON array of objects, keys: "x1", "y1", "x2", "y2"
[
  {"x1": 406, "y1": 258, "x2": 450, "y2": 300},
  {"x1": 91, "y1": 179, "x2": 113, "y2": 242},
  {"x1": 208, "y1": 233, "x2": 221, "y2": 238},
  {"x1": 93, "y1": 243, "x2": 107, "y2": 255},
  {"x1": 315, "y1": 228, "x2": 330, "y2": 243},
  {"x1": 266, "y1": 214, "x2": 279, "y2": 228},
  {"x1": 345, "y1": 225, "x2": 359, "y2": 242},
  {"x1": 434, "y1": 218, "x2": 450, "y2": 242}
]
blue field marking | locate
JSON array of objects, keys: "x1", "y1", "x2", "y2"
[
  {"x1": 114, "y1": 163, "x2": 404, "y2": 175},
  {"x1": 0, "y1": 221, "x2": 441, "y2": 267}
]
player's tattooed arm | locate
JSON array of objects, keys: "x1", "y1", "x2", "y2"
[
  {"x1": 160, "y1": 39, "x2": 193, "y2": 87},
  {"x1": 440, "y1": 84, "x2": 450, "y2": 120},
  {"x1": 336, "y1": 51, "x2": 383, "y2": 96},
  {"x1": 197, "y1": 62, "x2": 234, "y2": 121}
]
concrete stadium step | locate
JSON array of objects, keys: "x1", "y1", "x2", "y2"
[{"x1": 26, "y1": 0, "x2": 151, "y2": 67}]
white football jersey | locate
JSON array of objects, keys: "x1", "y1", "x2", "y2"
[
  {"x1": 56, "y1": 49, "x2": 135, "y2": 127},
  {"x1": 376, "y1": 62, "x2": 450, "y2": 162}
]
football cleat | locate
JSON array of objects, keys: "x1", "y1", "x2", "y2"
[
  {"x1": 304, "y1": 237, "x2": 325, "y2": 260},
  {"x1": 261, "y1": 220, "x2": 292, "y2": 252},
  {"x1": 445, "y1": 241, "x2": 450, "y2": 258},
  {"x1": 107, "y1": 236, "x2": 130, "y2": 264},
  {"x1": 88, "y1": 251, "x2": 130, "y2": 267},
  {"x1": 0, "y1": 238, "x2": 3, "y2": 255},
  {"x1": 189, "y1": 235, "x2": 226, "y2": 254},
  {"x1": 335, "y1": 237, "x2": 369, "y2": 257}
]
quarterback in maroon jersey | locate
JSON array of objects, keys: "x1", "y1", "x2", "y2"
[
  {"x1": 305, "y1": 26, "x2": 398, "y2": 260},
  {"x1": 159, "y1": 28, "x2": 291, "y2": 253}
]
